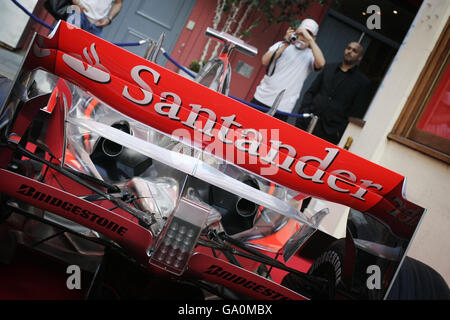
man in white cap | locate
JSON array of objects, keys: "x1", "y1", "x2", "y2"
[{"x1": 251, "y1": 18, "x2": 326, "y2": 122}]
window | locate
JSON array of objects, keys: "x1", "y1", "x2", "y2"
[{"x1": 388, "y1": 19, "x2": 450, "y2": 164}]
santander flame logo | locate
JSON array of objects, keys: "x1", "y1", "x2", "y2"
[{"x1": 62, "y1": 43, "x2": 111, "y2": 84}]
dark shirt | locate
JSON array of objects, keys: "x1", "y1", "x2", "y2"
[{"x1": 296, "y1": 62, "x2": 371, "y2": 144}]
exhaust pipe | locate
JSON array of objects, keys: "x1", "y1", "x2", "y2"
[
  {"x1": 236, "y1": 198, "x2": 258, "y2": 217},
  {"x1": 90, "y1": 120, "x2": 152, "y2": 180},
  {"x1": 101, "y1": 121, "x2": 132, "y2": 157},
  {"x1": 235, "y1": 178, "x2": 259, "y2": 218}
]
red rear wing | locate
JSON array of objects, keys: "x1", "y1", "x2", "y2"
[{"x1": 6, "y1": 21, "x2": 424, "y2": 240}]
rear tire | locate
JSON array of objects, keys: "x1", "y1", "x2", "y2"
[
  {"x1": 387, "y1": 256, "x2": 450, "y2": 300},
  {"x1": 307, "y1": 239, "x2": 345, "y2": 299},
  {"x1": 282, "y1": 239, "x2": 345, "y2": 299}
]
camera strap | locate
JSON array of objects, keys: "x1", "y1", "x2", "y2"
[{"x1": 265, "y1": 42, "x2": 286, "y2": 76}]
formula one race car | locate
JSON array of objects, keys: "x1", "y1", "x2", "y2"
[{"x1": 0, "y1": 21, "x2": 447, "y2": 301}]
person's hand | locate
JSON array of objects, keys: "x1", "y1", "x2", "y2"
[
  {"x1": 284, "y1": 27, "x2": 295, "y2": 43},
  {"x1": 95, "y1": 17, "x2": 111, "y2": 27},
  {"x1": 298, "y1": 28, "x2": 314, "y2": 44}
]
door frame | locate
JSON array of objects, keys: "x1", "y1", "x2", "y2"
[{"x1": 102, "y1": 0, "x2": 196, "y2": 65}]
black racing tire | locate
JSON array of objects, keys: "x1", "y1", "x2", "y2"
[
  {"x1": 281, "y1": 239, "x2": 345, "y2": 299},
  {"x1": 387, "y1": 256, "x2": 450, "y2": 300},
  {"x1": 306, "y1": 239, "x2": 345, "y2": 299}
]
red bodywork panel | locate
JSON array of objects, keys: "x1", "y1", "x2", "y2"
[
  {"x1": 188, "y1": 252, "x2": 307, "y2": 300},
  {"x1": 0, "y1": 169, "x2": 152, "y2": 264},
  {"x1": 0, "y1": 21, "x2": 426, "y2": 300},
  {"x1": 25, "y1": 21, "x2": 421, "y2": 239}
]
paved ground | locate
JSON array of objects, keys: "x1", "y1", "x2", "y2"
[{"x1": 0, "y1": 45, "x2": 26, "y2": 80}]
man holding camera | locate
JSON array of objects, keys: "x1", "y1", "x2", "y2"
[{"x1": 251, "y1": 19, "x2": 326, "y2": 122}]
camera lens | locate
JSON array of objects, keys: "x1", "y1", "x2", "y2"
[{"x1": 290, "y1": 34, "x2": 297, "y2": 43}]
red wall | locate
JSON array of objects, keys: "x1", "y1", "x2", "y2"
[
  {"x1": 165, "y1": 0, "x2": 217, "y2": 72},
  {"x1": 168, "y1": 0, "x2": 329, "y2": 101}
]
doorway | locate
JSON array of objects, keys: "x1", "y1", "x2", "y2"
[{"x1": 102, "y1": 0, "x2": 196, "y2": 66}]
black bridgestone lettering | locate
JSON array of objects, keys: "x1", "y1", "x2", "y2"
[
  {"x1": 117, "y1": 226, "x2": 128, "y2": 236},
  {"x1": 203, "y1": 264, "x2": 290, "y2": 300},
  {"x1": 205, "y1": 265, "x2": 222, "y2": 275},
  {"x1": 17, "y1": 184, "x2": 34, "y2": 196},
  {"x1": 50, "y1": 197, "x2": 63, "y2": 207},
  {"x1": 243, "y1": 281, "x2": 256, "y2": 289},
  {"x1": 232, "y1": 277, "x2": 247, "y2": 285},
  {"x1": 261, "y1": 288, "x2": 274, "y2": 297},
  {"x1": 43, "y1": 194, "x2": 52, "y2": 203},
  {"x1": 253, "y1": 285, "x2": 265, "y2": 293},
  {"x1": 89, "y1": 213, "x2": 100, "y2": 222},
  {"x1": 32, "y1": 191, "x2": 42, "y2": 199},
  {"x1": 72, "y1": 206, "x2": 81, "y2": 214},
  {"x1": 16, "y1": 184, "x2": 127, "y2": 236},
  {"x1": 107, "y1": 220, "x2": 119, "y2": 232},
  {"x1": 218, "y1": 271, "x2": 236, "y2": 281},
  {"x1": 38, "y1": 193, "x2": 48, "y2": 201},
  {"x1": 62, "y1": 201, "x2": 72, "y2": 211},
  {"x1": 80, "y1": 209, "x2": 90, "y2": 219},
  {"x1": 97, "y1": 217, "x2": 108, "y2": 227}
]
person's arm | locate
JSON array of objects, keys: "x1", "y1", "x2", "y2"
[
  {"x1": 299, "y1": 28, "x2": 326, "y2": 70},
  {"x1": 310, "y1": 39, "x2": 326, "y2": 70},
  {"x1": 261, "y1": 42, "x2": 288, "y2": 66},
  {"x1": 261, "y1": 27, "x2": 295, "y2": 66},
  {"x1": 71, "y1": 0, "x2": 87, "y2": 12},
  {"x1": 108, "y1": 0, "x2": 122, "y2": 21},
  {"x1": 96, "y1": 0, "x2": 123, "y2": 27}
]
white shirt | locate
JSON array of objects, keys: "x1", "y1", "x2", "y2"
[
  {"x1": 254, "y1": 41, "x2": 315, "y2": 113},
  {"x1": 79, "y1": 0, "x2": 114, "y2": 21}
]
